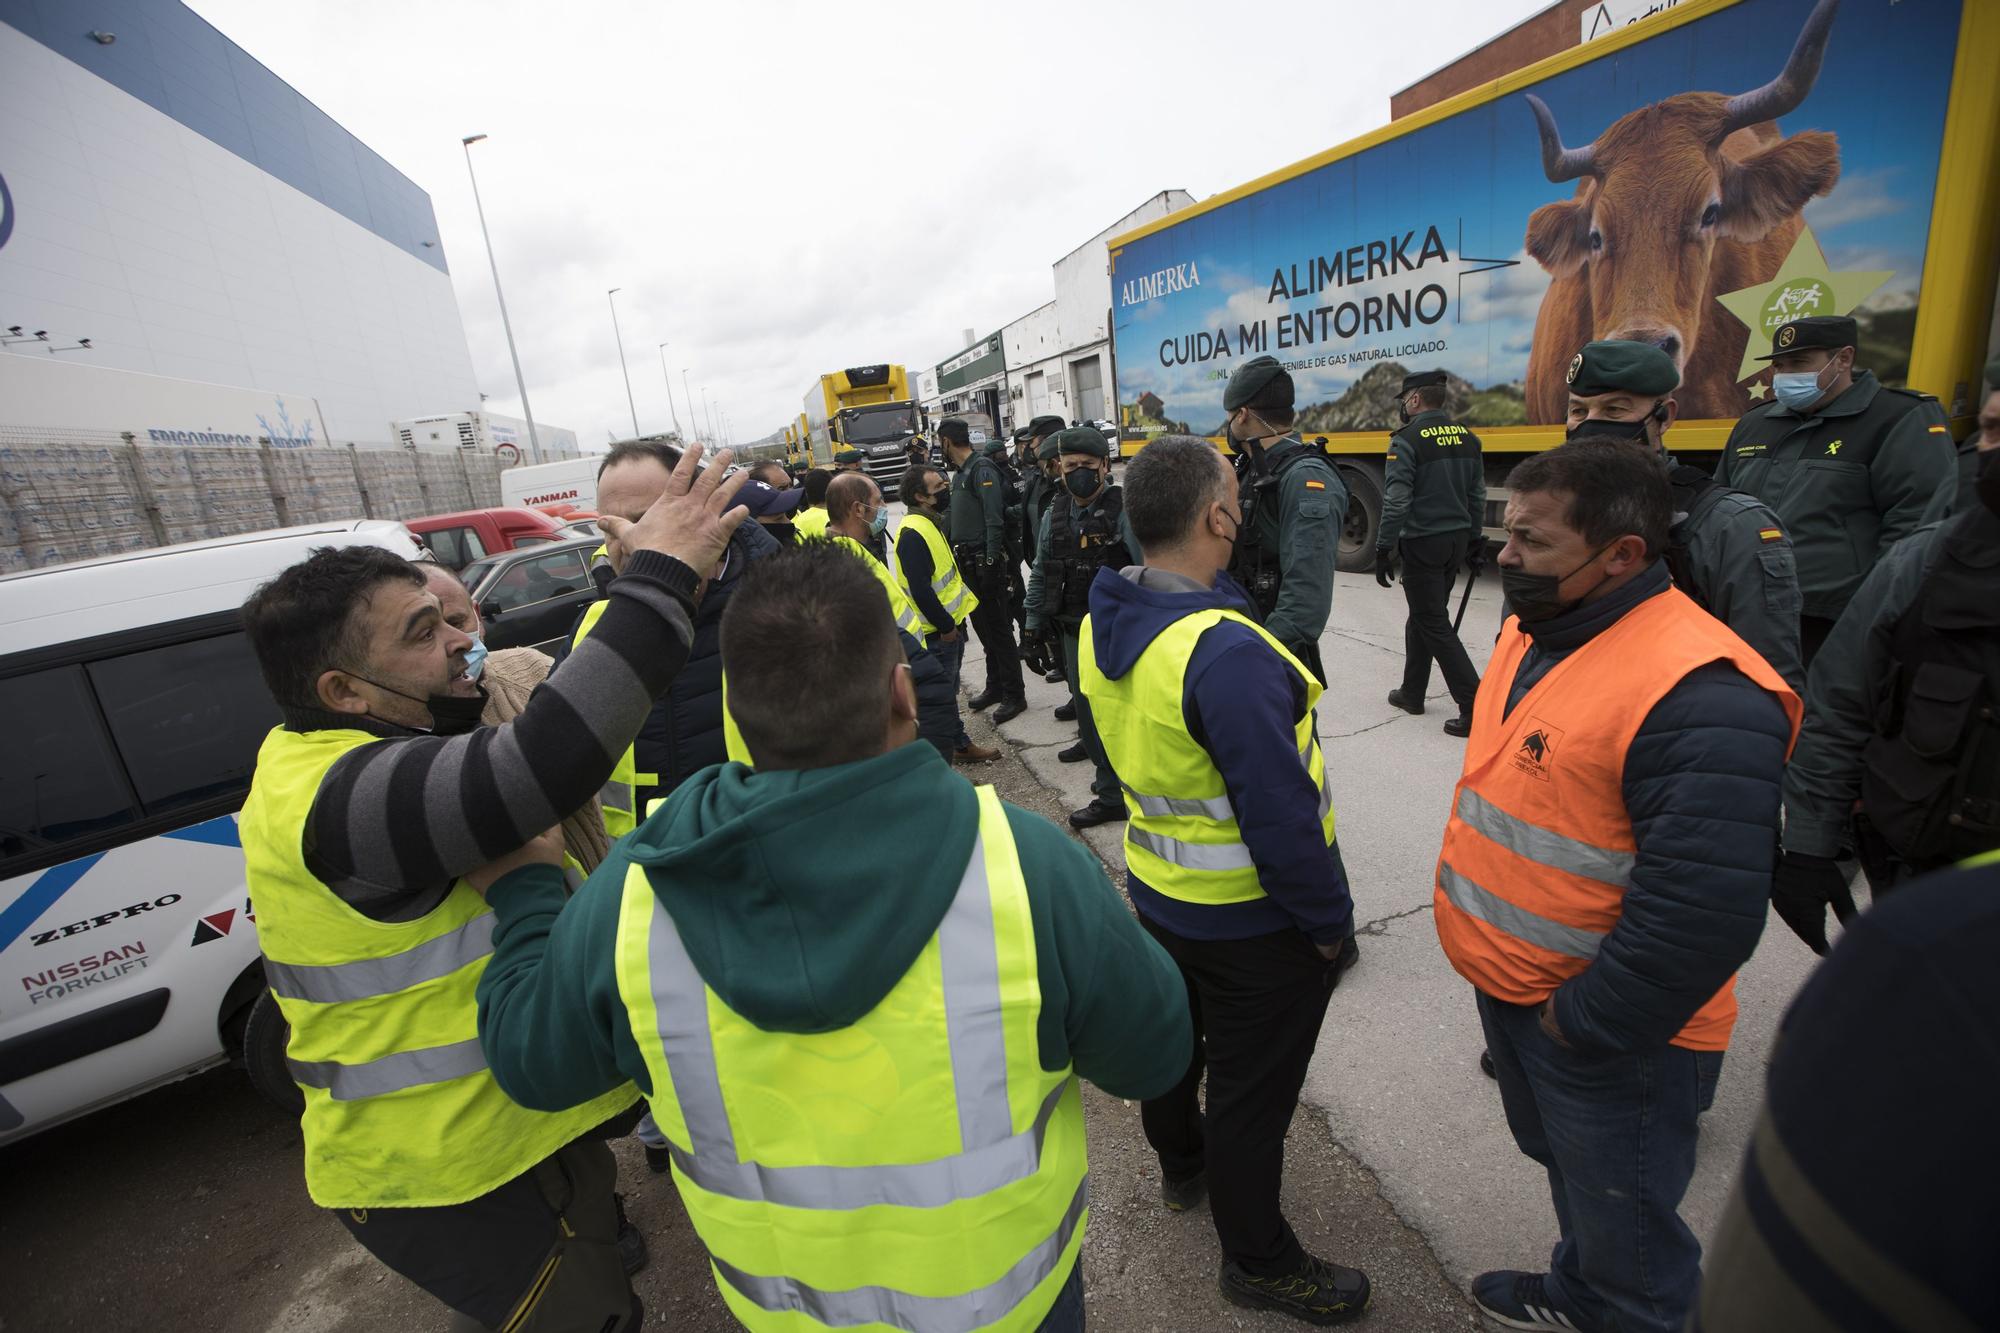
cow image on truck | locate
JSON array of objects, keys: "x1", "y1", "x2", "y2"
[
  {"x1": 803, "y1": 365, "x2": 922, "y2": 497},
  {"x1": 1105, "y1": 0, "x2": 2000, "y2": 570}
]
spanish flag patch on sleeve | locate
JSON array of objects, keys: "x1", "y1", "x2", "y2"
[
  {"x1": 1928, "y1": 425, "x2": 1948, "y2": 434},
  {"x1": 1305, "y1": 479, "x2": 1326, "y2": 490},
  {"x1": 1759, "y1": 527, "x2": 1784, "y2": 543}
]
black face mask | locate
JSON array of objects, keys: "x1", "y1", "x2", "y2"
[
  {"x1": 1063, "y1": 468, "x2": 1103, "y2": 500},
  {"x1": 764, "y1": 521, "x2": 796, "y2": 541},
  {"x1": 347, "y1": 671, "x2": 488, "y2": 736},
  {"x1": 1566, "y1": 415, "x2": 1649, "y2": 443},
  {"x1": 1500, "y1": 543, "x2": 1614, "y2": 624},
  {"x1": 1398, "y1": 399, "x2": 1414, "y2": 424},
  {"x1": 1978, "y1": 448, "x2": 2000, "y2": 520}
]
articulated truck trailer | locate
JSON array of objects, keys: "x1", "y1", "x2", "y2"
[{"x1": 1107, "y1": 0, "x2": 2000, "y2": 570}]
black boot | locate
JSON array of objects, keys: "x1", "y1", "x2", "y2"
[
  {"x1": 967, "y1": 688, "x2": 1000, "y2": 712},
  {"x1": 1386, "y1": 689, "x2": 1425, "y2": 716},
  {"x1": 1053, "y1": 701, "x2": 1077, "y2": 722},
  {"x1": 992, "y1": 697, "x2": 1027, "y2": 724},
  {"x1": 1068, "y1": 796, "x2": 1127, "y2": 829}
]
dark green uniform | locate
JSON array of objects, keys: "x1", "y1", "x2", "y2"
[
  {"x1": 1781, "y1": 502, "x2": 2000, "y2": 879},
  {"x1": 948, "y1": 445, "x2": 1022, "y2": 705},
  {"x1": 1714, "y1": 370, "x2": 1953, "y2": 634},
  {"x1": 1953, "y1": 437, "x2": 1987, "y2": 515},
  {"x1": 1027, "y1": 486, "x2": 1135, "y2": 804},
  {"x1": 1230, "y1": 435, "x2": 1346, "y2": 683},
  {"x1": 1660, "y1": 466, "x2": 1805, "y2": 693},
  {"x1": 1380, "y1": 409, "x2": 1484, "y2": 713}
]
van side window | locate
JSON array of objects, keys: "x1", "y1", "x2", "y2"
[
  {"x1": 0, "y1": 667, "x2": 140, "y2": 863},
  {"x1": 87, "y1": 633, "x2": 280, "y2": 814},
  {"x1": 422, "y1": 526, "x2": 487, "y2": 569},
  {"x1": 486, "y1": 549, "x2": 589, "y2": 611}
]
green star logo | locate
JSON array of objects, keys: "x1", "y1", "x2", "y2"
[{"x1": 1713, "y1": 228, "x2": 1894, "y2": 387}]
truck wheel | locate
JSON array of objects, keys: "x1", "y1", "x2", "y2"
[
  {"x1": 1335, "y1": 462, "x2": 1383, "y2": 574},
  {"x1": 242, "y1": 989, "x2": 303, "y2": 1115}
]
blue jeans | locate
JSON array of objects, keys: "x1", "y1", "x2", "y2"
[
  {"x1": 931, "y1": 632, "x2": 973, "y2": 749},
  {"x1": 1035, "y1": 1261, "x2": 1085, "y2": 1332},
  {"x1": 1476, "y1": 991, "x2": 1722, "y2": 1333}
]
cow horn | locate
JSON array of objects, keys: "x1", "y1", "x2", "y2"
[
  {"x1": 1527, "y1": 94, "x2": 1595, "y2": 182},
  {"x1": 1722, "y1": 0, "x2": 1839, "y2": 135}
]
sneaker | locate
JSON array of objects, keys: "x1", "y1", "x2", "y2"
[
  {"x1": 643, "y1": 1143, "x2": 670, "y2": 1174},
  {"x1": 1053, "y1": 701, "x2": 1077, "y2": 722},
  {"x1": 1219, "y1": 1254, "x2": 1370, "y2": 1325},
  {"x1": 1068, "y1": 797, "x2": 1128, "y2": 829},
  {"x1": 1386, "y1": 688, "x2": 1425, "y2": 716},
  {"x1": 1471, "y1": 1270, "x2": 1587, "y2": 1331},
  {"x1": 992, "y1": 698, "x2": 1028, "y2": 724},
  {"x1": 613, "y1": 1195, "x2": 649, "y2": 1276},
  {"x1": 1162, "y1": 1171, "x2": 1207, "y2": 1212},
  {"x1": 1057, "y1": 741, "x2": 1088, "y2": 764},
  {"x1": 953, "y1": 742, "x2": 1001, "y2": 764}
]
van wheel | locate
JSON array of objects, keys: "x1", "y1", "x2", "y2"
[
  {"x1": 1335, "y1": 461, "x2": 1383, "y2": 574},
  {"x1": 242, "y1": 990, "x2": 303, "y2": 1114}
]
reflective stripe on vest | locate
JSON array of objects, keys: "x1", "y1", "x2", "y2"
[
  {"x1": 238, "y1": 725, "x2": 637, "y2": 1208},
  {"x1": 616, "y1": 784, "x2": 1087, "y2": 1332},
  {"x1": 832, "y1": 534, "x2": 923, "y2": 640},
  {"x1": 893, "y1": 515, "x2": 980, "y2": 637},
  {"x1": 1432, "y1": 586, "x2": 1801, "y2": 1053},
  {"x1": 572, "y1": 597, "x2": 644, "y2": 836},
  {"x1": 1080, "y1": 608, "x2": 1335, "y2": 907}
]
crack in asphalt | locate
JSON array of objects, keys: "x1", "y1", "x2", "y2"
[{"x1": 1356, "y1": 902, "x2": 1434, "y2": 936}]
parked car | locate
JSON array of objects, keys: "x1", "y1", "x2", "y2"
[
  {"x1": 556, "y1": 517, "x2": 603, "y2": 542},
  {"x1": 0, "y1": 519, "x2": 426, "y2": 1143},
  {"x1": 407, "y1": 507, "x2": 569, "y2": 570},
  {"x1": 457, "y1": 537, "x2": 601, "y2": 654}
]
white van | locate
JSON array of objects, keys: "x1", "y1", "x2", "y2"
[
  {"x1": 498, "y1": 456, "x2": 604, "y2": 512},
  {"x1": 0, "y1": 519, "x2": 426, "y2": 1143}
]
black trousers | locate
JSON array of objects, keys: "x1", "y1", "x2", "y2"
[
  {"x1": 1138, "y1": 917, "x2": 1340, "y2": 1276},
  {"x1": 1059, "y1": 624, "x2": 1119, "y2": 801},
  {"x1": 965, "y1": 558, "x2": 1024, "y2": 702},
  {"x1": 336, "y1": 1129, "x2": 639, "y2": 1332},
  {"x1": 1397, "y1": 532, "x2": 1481, "y2": 713}
]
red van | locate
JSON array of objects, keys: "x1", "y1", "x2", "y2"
[{"x1": 406, "y1": 507, "x2": 569, "y2": 570}]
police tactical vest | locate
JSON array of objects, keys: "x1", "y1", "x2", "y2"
[
  {"x1": 1230, "y1": 437, "x2": 1325, "y2": 619},
  {"x1": 613, "y1": 785, "x2": 1088, "y2": 1332},
  {"x1": 239, "y1": 727, "x2": 637, "y2": 1208},
  {"x1": 1862, "y1": 506, "x2": 2000, "y2": 868},
  {"x1": 1664, "y1": 464, "x2": 1729, "y2": 608},
  {"x1": 1044, "y1": 488, "x2": 1132, "y2": 627}
]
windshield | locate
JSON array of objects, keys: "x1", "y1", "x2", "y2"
[{"x1": 840, "y1": 404, "x2": 915, "y2": 445}]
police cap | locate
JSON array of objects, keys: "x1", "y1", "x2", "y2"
[
  {"x1": 834, "y1": 447, "x2": 865, "y2": 464},
  {"x1": 1397, "y1": 369, "x2": 1447, "y2": 397},
  {"x1": 1755, "y1": 315, "x2": 1858, "y2": 360},
  {"x1": 1027, "y1": 414, "x2": 1066, "y2": 439},
  {"x1": 1222, "y1": 356, "x2": 1294, "y2": 413},
  {"x1": 1565, "y1": 341, "x2": 1681, "y2": 397},
  {"x1": 1052, "y1": 426, "x2": 1108, "y2": 459},
  {"x1": 1011, "y1": 425, "x2": 1033, "y2": 444}
]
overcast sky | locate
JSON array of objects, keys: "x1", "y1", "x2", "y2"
[{"x1": 188, "y1": 0, "x2": 1547, "y2": 449}]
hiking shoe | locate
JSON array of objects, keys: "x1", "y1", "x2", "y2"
[
  {"x1": 1472, "y1": 1270, "x2": 1588, "y2": 1331},
  {"x1": 1054, "y1": 701, "x2": 1077, "y2": 722},
  {"x1": 1386, "y1": 689, "x2": 1425, "y2": 716},
  {"x1": 1162, "y1": 1171, "x2": 1206, "y2": 1212},
  {"x1": 953, "y1": 742, "x2": 1000, "y2": 764},
  {"x1": 1220, "y1": 1254, "x2": 1370, "y2": 1325},
  {"x1": 614, "y1": 1195, "x2": 649, "y2": 1276},
  {"x1": 1058, "y1": 741, "x2": 1089, "y2": 763}
]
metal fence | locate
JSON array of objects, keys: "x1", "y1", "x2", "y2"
[{"x1": 0, "y1": 426, "x2": 506, "y2": 573}]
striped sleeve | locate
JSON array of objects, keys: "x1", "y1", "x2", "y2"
[{"x1": 306, "y1": 552, "x2": 699, "y2": 920}]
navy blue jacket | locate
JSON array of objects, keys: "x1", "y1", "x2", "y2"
[
  {"x1": 1507, "y1": 561, "x2": 1793, "y2": 1056},
  {"x1": 1085, "y1": 565, "x2": 1354, "y2": 945}
]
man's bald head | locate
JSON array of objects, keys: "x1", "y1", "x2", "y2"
[{"x1": 826, "y1": 472, "x2": 881, "y2": 526}]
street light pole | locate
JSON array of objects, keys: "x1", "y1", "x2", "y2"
[
  {"x1": 702, "y1": 387, "x2": 717, "y2": 445},
  {"x1": 683, "y1": 369, "x2": 699, "y2": 443},
  {"x1": 657, "y1": 343, "x2": 683, "y2": 440},
  {"x1": 607, "y1": 288, "x2": 640, "y2": 438},
  {"x1": 461, "y1": 134, "x2": 543, "y2": 463}
]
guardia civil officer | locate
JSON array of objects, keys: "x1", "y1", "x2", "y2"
[
  {"x1": 1771, "y1": 451, "x2": 2000, "y2": 953},
  {"x1": 1221, "y1": 356, "x2": 1347, "y2": 684},
  {"x1": 1025, "y1": 427, "x2": 1138, "y2": 830},
  {"x1": 940, "y1": 417, "x2": 1027, "y2": 721},
  {"x1": 1016, "y1": 414, "x2": 1067, "y2": 571},
  {"x1": 1715, "y1": 316, "x2": 1955, "y2": 664},
  {"x1": 833, "y1": 447, "x2": 867, "y2": 474},
  {"x1": 470, "y1": 539, "x2": 1193, "y2": 1333},
  {"x1": 1950, "y1": 362, "x2": 1998, "y2": 515},
  {"x1": 1567, "y1": 340, "x2": 1806, "y2": 693},
  {"x1": 1377, "y1": 369, "x2": 1484, "y2": 734}
]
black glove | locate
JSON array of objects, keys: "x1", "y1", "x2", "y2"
[
  {"x1": 1020, "y1": 627, "x2": 1049, "y2": 674},
  {"x1": 1374, "y1": 548, "x2": 1396, "y2": 588},
  {"x1": 1466, "y1": 540, "x2": 1488, "y2": 576},
  {"x1": 1771, "y1": 851, "x2": 1860, "y2": 955}
]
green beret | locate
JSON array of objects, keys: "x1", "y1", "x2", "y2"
[
  {"x1": 1566, "y1": 341, "x2": 1681, "y2": 397},
  {"x1": 1223, "y1": 355, "x2": 1293, "y2": 412},
  {"x1": 833, "y1": 447, "x2": 865, "y2": 464},
  {"x1": 1052, "y1": 426, "x2": 1107, "y2": 459},
  {"x1": 1036, "y1": 435, "x2": 1062, "y2": 461}
]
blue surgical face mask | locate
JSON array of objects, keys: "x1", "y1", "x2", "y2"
[
  {"x1": 461, "y1": 634, "x2": 489, "y2": 680},
  {"x1": 1771, "y1": 366, "x2": 1829, "y2": 413},
  {"x1": 867, "y1": 508, "x2": 889, "y2": 538}
]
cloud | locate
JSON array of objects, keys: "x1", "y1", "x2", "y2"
[{"x1": 1802, "y1": 167, "x2": 1907, "y2": 232}]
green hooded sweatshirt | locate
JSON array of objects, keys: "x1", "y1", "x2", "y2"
[{"x1": 476, "y1": 742, "x2": 1191, "y2": 1112}]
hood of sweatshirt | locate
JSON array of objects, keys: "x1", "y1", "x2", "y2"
[
  {"x1": 1085, "y1": 564, "x2": 1256, "y2": 681},
  {"x1": 622, "y1": 741, "x2": 980, "y2": 1032}
]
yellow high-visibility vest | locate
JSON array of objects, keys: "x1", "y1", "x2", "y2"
[{"x1": 893, "y1": 512, "x2": 979, "y2": 637}]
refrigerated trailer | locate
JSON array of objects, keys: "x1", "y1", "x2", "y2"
[{"x1": 1106, "y1": 0, "x2": 2000, "y2": 569}]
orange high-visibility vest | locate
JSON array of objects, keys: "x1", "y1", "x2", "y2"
[{"x1": 1433, "y1": 586, "x2": 1800, "y2": 1051}]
